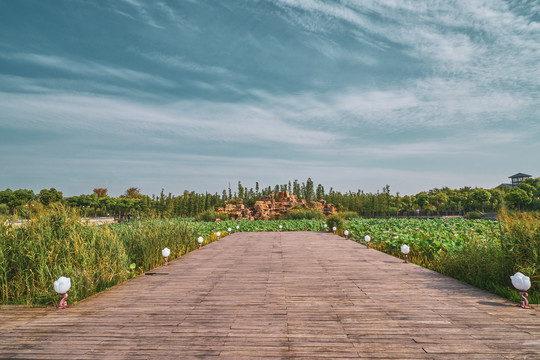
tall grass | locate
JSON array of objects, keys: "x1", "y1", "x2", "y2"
[
  {"x1": 0, "y1": 206, "x2": 198, "y2": 306},
  {"x1": 434, "y1": 210, "x2": 539, "y2": 303}
]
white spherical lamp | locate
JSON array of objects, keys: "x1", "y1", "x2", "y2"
[
  {"x1": 511, "y1": 272, "x2": 532, "y2": 309},
  {"x1": 401, "y1": 245, "x2": 410, "y2": 263},
  {"x1": 54, "y1": 276, "x2": 71, "y2": 309},
  {"x1": 162, "y1": 247, "x2": 170, "y2": 266}
]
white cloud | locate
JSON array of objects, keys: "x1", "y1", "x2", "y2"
[
  {"x1": 275, "y1": 0, "x2": 540, "y2": 91},
  {"x1": 0, "y1": 92, "x2": 339, "y2": 146},
  {"x1": 135, "y1": 51, "x2": 232, "y2": 76},
  {"x1": 0, "y1": 53, "x2": 175, "y2": 87}
]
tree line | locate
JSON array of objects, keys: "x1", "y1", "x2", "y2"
[{"x1": 1, "y1": 177, "x2": 539, "y2": 219}]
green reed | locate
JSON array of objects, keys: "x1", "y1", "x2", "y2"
[{"x1": 0, "y1": 207, "x2": 198, "y2": 306}]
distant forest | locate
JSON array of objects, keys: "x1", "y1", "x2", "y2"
[{"x1": 1, "y1": 177, "x2": 539, "y2": 219}]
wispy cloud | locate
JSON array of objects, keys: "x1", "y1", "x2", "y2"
[
  {"x1": 275, "y1": 0, "x2": 540, "y2": 89},
  {"x1": 0, "y1": 53, "x2": 175, "y2": 87},
  {"x1": 0, "y1": 92, "x2": 339, "y2": 147},
  {"x1": 117, "y1": 0, "x2": 164, "y2": 28},
  {"x1": 135, "y1": 51, "x2": 232, "y2": 76}
]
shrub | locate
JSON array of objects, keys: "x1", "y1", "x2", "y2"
[
  {"x1": 326, "y1": 214, "x2": 345, "y2": 231},
  {"x1": 465, "y1": 211, "x2": 484, "y2": 219},
  {"x1": 198, "y1": 210, "x2": 228, "y2": 222},
  {"x1": 340, "y1": 211, "x2": 359, "y2": 220},
  {"x1": 285, "y1": 209, "x2": 325, "y2": 220}
]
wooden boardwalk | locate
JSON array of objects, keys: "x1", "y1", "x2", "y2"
[{"x1": 1, "y1": 231, "x2": 539, "y2": 359}]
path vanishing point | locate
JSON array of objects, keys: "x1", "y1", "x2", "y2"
[{"x1": 1, "y1": 232, "x2": 539, "y2": 359}]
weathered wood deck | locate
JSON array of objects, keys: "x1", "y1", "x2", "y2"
[{"x1": 1, "y1": 231, "x2": 539, "y2": 359}]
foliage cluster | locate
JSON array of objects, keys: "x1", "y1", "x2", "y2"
[
  {"x1": 465, "y1": 211, "x2": 484, "y2": 219},
  {"x1": 197, "y1": 209, "x2": 229, "y2": 222},
  {"x1": 326, "y1": 214, "x2": 345, "y2": 231},
  {"x1": 285, "y1": 208, "x2": 325, "y2": 220}
]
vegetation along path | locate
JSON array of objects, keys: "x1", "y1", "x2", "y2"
[{"x1": 1, "y1": 232, "x2": 539, "y2": 359}]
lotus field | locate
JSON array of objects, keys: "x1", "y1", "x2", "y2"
[
  {"x1": 344, "y1": 218, "x2": 500, "y2": 263},
  {"x1": 1, "y1": 209, "x2": 538, "y2": 306}
]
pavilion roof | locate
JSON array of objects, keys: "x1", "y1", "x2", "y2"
[{"x1": 509, "y1": 173, "x2": 532, "y2": 178}]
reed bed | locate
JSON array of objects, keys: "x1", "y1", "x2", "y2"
[{"x1": 0, "y1": 207, "x2": 199, "y2": 306}]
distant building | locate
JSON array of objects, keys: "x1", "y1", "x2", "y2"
[{"x1": 500, "y1": 173, "x2": 532, "y2": 188}]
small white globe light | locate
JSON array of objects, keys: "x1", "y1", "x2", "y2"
[
  {"x1": 511, "y1": 272, "x2": 532, "y2": 309},
  {"x1": 401, "y1": 245, "x2": 410, "y2": 255},
  {"x1": 54, "y1": 276, "x2": 71, "y2": 294},
  {"x1": 324, "y1": 224, "x2": 327, "y2": 228},
  {"x1": 364, "y1": 235, "x2": 371, "y2": 248},
  {"x1": 279, "y1": 225, "x2": 282, "y2": 230},
  {"x1": 401, "y1": 244, "x2": 410, "y2": 263},
  {"x1": 54, "y1": 276, "x2": 71, "y2": 309},
  {"x1": 344, "y1": 230, "x2": 349, "y2": 236},
  {"x1": 216, "y1": 231, "x2": 221, "y2": 239},
  {"x1": 228, "y1": 227, "x2": 232, "y2": 232},
  {"x1": 236, "y1": 225, "x2": 239, "y2": 230},
  {"x1": 511, "y1": 272, "x2": 531, "y2": 291},
  {"x1": 162, "y1": 247, "x2": 171, "y2": 266},
  {"x1": 197, "y1": 236, "x2": 204, "y2": 248}
]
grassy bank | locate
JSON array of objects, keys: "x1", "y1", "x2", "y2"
[
  {"x1": 0, "y1": 207, "x2": 201, "y2": 306},
  {"x1": 344, "y1": 215, "x2": 539, "y2": 303}
]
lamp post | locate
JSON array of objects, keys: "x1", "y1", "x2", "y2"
[
  {"x1": 279, "y1": 225, "x2": 282, "y2": 231},
  {"x1": 511, "y1": 272, "x2": 531, "y2": 309},
  {"x1": 227, "y1": 227, "x2": 232, "y2": 233},
  {"x1": 216, "y1": 231, "x2": 221, "y2": 240},
  {"x1": 54, "y1": 276, "x2": 71, "y2": 309},
  {"x1": 198, "y1": 236, "x2": 204, "y2": 249},
  {"x1": 364, "y1": 235, "x2": 371, "y2": 248},
  {"x1": 344, "y1": 230, "x2": 349, "y2": 240},
  {"x1": 162, "y1": 247, "x2": 170, "y2": 266},
  {"x1": 236, "y1": 225, "x2": 240, "y2": 232},
  {"x1": 332, "y1": 226, "x2": 336, "y2": 234},
  {"x1": 323, "y1": 224, "x2": 327, "y2": 231},
  {"x1": 401, "y1": 244, "x2": 410, "y2": 263}
]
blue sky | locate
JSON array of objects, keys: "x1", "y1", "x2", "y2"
[{"x1": 1, "y1": 0, "x2": 538, "y2": 197}]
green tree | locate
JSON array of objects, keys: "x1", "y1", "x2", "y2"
[
  {"x1": 292, "y1": 179, "x2": 300, "y2": 196},
  {"x1": 38, "y1": 188, "x2": 63, "y2": 206},
  {"x1": 415, "y1": 192, "x2": 429, "y2": 209},
  {"x1": 470, "y1": 189, "x2": 491, "y2": 212},
  {"x1": 124, "y1": 187, "x2": 142, "y2": 199},
  {"x1": 305, "y1": 177, "x2": 314, "y2": 203},
  {"x1": 316, "y1": 184, "x2": 325, "y2": 200},
  {"x1": 237, "y1": 181, "x2": 244, "y2": 200},
  {"x1": 505, "y1": 188, "x2": 532, "y2": 211},
  {"x1": 93, "y1": 188, "x2": 108, "y2": 198}
]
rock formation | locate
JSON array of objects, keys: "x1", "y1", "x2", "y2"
[{"x1": 216, "y1": 191, "x2": 336, "y2": 220}]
